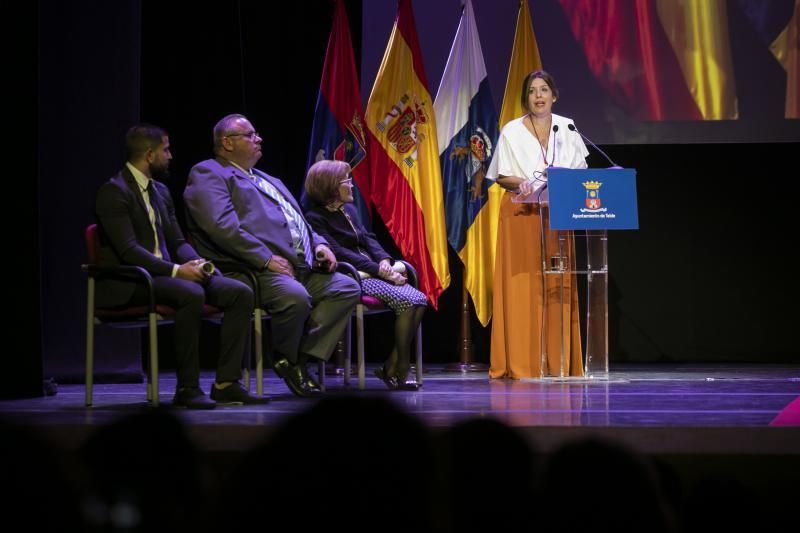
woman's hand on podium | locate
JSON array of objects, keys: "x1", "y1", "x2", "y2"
[{"x1": 516, "y1": 180, "x2": 534, "y2": 197}]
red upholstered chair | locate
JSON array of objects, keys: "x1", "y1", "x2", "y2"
[
  {"x1": 82, "y1": 224, "x2": 227, "y2": 406},
  {"x1": 325, "y1": 261, "x2": 423, "y2": 391}
]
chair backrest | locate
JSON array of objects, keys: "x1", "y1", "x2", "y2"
[{"x1": 85, "y1": 224, "x2": 100, "y2": 265}]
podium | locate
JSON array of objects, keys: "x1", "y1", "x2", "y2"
[{"x1": 515, "y1": 167, "x2": 638, "y2": 379}]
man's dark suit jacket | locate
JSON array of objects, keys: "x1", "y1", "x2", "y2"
[
  {"x1": 184, "y1": 157, "x2": 328, "y2": 270},
  {"x1": 95, "y1": 166, "x2": 199, "y2": 307}
]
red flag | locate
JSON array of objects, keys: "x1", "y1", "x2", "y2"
[{"x1": 306, "y1": 0, "x2": 371, "y2": 219}]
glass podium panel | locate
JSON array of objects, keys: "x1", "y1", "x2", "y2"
[{"x1": 512, "y1": 191, "x2": 609, "y2": 379}]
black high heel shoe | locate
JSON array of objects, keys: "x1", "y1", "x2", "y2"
[
  {"x1": 374, "y1": 366, "x2": 400, "y2": 390},
  {"x1": 398, "y1": 380, "x2": 421, "y2": 391},
  {"x1": 394, "y1": 370, "x2": 421, "y2": 391}
]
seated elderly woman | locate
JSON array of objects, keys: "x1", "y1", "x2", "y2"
[{"x1": 304, "y1": 160, "x2": 427, "y2": 390}]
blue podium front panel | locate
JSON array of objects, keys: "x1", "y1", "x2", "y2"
[{"x1": 548, "y1": 168, "x2": 639, "y2": 230}]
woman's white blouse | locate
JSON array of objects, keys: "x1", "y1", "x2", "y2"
[{"x1": 487, "y1": 113, "x2": 589, "y2": 194}]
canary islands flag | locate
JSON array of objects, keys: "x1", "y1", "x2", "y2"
[{"x1": 434, "y1": 0, "x2": 499, "y2": 326}]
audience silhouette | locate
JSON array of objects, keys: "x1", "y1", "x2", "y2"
[
  {"x1": 683, "y1": 477, "x2": 763, "y2": 533},
  {"x1": 80, "y1": 408, "x2": 206, "y2": 532},
  {"x1": 539, "y1": 436, "x2": 677, "y2": 533},
  {"x1": 210, "y1": 395, "x2": 437, "y2": 532},
  {"x1": 1, "y1": 418, "x2": 86, "y2": 531},
  {"x1": 5, "y1": 400, "x2": 793, "y2": 532},
  {"x1": 437, "y1": 418, "x2": 536, "y2": 533}
]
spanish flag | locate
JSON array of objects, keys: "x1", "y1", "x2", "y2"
[{"x1": 366, "y1": 0, "x2": 450, "y2": 307}]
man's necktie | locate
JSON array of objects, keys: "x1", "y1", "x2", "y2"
[
  {"x1": 250, "y1": 174, "x2": 313, "y2": 265},
  {"x1": 146, "y1": 182, "x2": 171, "y2": 262}
]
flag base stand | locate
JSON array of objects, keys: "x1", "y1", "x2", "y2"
[
  {"x1": 444, "y1": 283, "x2": 487, "y2": 373},
  {"x1": 444, "y1": 362, "x2": 487, "y2": 373}
]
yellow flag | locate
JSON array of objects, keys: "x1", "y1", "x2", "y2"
[
  {"x1": 656, "y1": 0, "x2": 738, "y2": 120},
  {"x1": 498, "y1": 0, "x2": 543, "y2": 129}
]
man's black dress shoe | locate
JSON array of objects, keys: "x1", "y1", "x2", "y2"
[
  {"x1": 173, "y1": 387, "x2": 216, "y2": 409},
  {"x1": 211, "y1": 381, "x2": 270, "y2": 405},
  {"x1": 298, "y1": 363, "x2": 323, "y2": 393},
  {"x1": 273, "y1": 358, "x2": 315, "y2": 397}
]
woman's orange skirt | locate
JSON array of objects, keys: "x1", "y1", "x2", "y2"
[{"x1": 490, "y1": 192, "x2": 584, "y2": 378}]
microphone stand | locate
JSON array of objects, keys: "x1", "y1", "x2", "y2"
[
  {"x1": 537, "y1": 183, "x2": 550, "y2": 377},
  {"x1": 567, "y1": 123, "x2": 622, "y2": 169}
]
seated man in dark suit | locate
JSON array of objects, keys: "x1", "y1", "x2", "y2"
[
  {"x1": 95, "y1": 123, "x2": 268, "y2": 408},
  {"x1": 184, "y1": 114, "x2": 361, "y2": 397}
]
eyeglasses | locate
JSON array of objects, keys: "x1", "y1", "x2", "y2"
[
  {"x1": 339, "y1": 177, "x2": 353, "y2": 185},
  {"x1": 225, "y1": 131, "x2": 260, "y2": 140}
]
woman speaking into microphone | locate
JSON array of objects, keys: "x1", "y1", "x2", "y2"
[{"x1": 488, "y1": 70, "x2": 589, "y2": 379}]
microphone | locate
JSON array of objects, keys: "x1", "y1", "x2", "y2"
[
  {"x1": 567, "y1": 123, "x2": 622, "y2": 169},
  {"x1": 551, "y1": 125, "x2": 559, "y2": 167},
  {"x1": 313, "y1": 248, "x2": 331, "y2": 270},
  {"x1": 199, "y1": 261, "x2": 215, "y2": 275}
]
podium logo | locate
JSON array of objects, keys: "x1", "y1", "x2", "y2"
[{"x1": 582, "y1": 180, "x2": 602, "y2": 210}]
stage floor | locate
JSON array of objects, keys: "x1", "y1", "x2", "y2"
[{"x1": 2, "y1": 363, "x2": 798, "y2": 455}]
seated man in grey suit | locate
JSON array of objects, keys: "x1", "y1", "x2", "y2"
[
  {"x1": 95, "y1": 124, "x2": 268, "y2": 408},
  {"x1": 184, "y1": 114, "x2": 361, "y2": 397}
]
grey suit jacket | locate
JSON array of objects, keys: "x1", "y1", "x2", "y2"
[
  {"x1": 184, "y1": 157, "x2": 327, "y2": 270},
  {"x1": 95, "y1": 167, "x2": 199, "y2": 307}
]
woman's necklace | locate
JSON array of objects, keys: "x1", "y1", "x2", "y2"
[{"x1": 529, "y1": 114, "x2": 552, "y2": 166}]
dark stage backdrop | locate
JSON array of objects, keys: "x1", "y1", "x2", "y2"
[
  {"x1": 38, "y1": 1, "x2": 143, "y2": 382},
  {"x1": 8, "y1": 0, "x2": 44, "y2": 399},
  {"x1": 37, "y1": 1, "x2": 798, "y2": 384}
]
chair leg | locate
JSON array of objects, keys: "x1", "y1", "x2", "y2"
[
  {"x1": 357, "y1": 304, "x2": 365, "y2": 390},
  {"x1": 254, "y1": 308, "x2": 263, "y2": 396},
  {"x1": 85, "y1": 278, "x2": 95, "y2": 407},
  {"x1": 415, "y1": 323, "x2": 423, "y2": 385},
  {"x1": 243, "y1": 323, "x2": 250, "y2": 391},
  {"x1": 343, "y1": 319, "x2": 352, "y2": 387},
  {"x1": 243, "y1": 334, "x2": 250, "y2": 390},
  {"x1": 148, "y1": 312, "x2": 159, "y2": 406}
]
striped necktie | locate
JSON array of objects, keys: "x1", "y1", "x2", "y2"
[{"x1": 250, "y1": 173, "x2": 314, "y2": 266}]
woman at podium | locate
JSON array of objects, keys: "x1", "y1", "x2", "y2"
[{"x1": 488, "y1": 70, "x2": 589, "y2": 379}]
